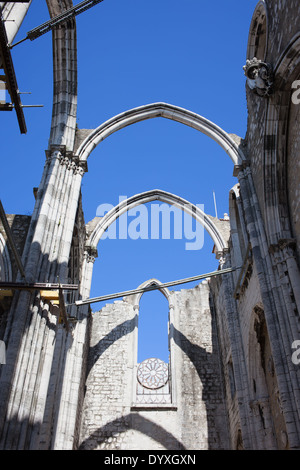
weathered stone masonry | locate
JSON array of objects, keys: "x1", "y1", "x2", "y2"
[
  {"x1": 78, "y1": 282, "x2": 229, "y2": 450},
  {"x1": 0, "y1": 0, "x2": 300, "y2": 450}
]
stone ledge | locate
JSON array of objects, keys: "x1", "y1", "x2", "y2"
[{"x1": 130, "y1": 404, "x2": 178, "y2": 411}]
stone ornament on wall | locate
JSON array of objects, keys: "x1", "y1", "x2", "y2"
[
  {"x1": 137, "y1": 358, "x2": 169, "y2": 390},
  {"x1": 243, "y1": 57, "x2": 273, "y2": 96}
]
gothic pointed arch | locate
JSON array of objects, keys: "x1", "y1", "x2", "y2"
[
  {"x1": 75, "y1": 102, "x2": 246, "y2": 166},
  {"x1": 130, "y1": 278, "x2": 176, "y2": 408},
  {"x1": 131, "y1": 278, "x2": 171, "y2": 308},
  {"x1": 85, "y1": 189, "x2": 229, "y2": 259}
]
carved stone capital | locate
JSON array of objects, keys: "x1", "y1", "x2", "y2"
[
  {"x1": 59, "y1": 155, "x2": 86, "y2": 176},
  {"x1": 243, "y1": 57, "x2": 273, "y2": 96},
  {"x1": 45, "y1": 146, "x2": 87, "y2": 175}
]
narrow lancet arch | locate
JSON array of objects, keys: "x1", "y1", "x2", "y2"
[
  {"x1": 131, "y1": 278, "x2": 171, "y2": 308},
  {"x1": 130, "y1": 278, "x2": 176, "y2": 408}
]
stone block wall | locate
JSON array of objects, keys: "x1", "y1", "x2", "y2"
[
  {"x1": 172, "y1": 282, "x2": 229, "y2": 449},
  {"x1": 78, "y1": 299, "x2": 141, "y2": 450},
  {"x1": 245, "y1": 1, "x2": 300, "y2": 249},
  {"x1": 78, "y1": 281, "x2": 230, "y2": 450},
  {"x1": 209, "y1": 270, "x2": 243, "y2": 449}
]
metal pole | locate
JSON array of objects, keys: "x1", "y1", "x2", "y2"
[
  {"x1": 75, "y1": 266, "x2": 239, "y2": 306},
  {"x1": 9, "y1": 0, "x2": 105, "y2": 48}
]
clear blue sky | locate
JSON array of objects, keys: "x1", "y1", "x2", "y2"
[{"x1": 1, "y1": 0, "x2": 258, "y2": 362}]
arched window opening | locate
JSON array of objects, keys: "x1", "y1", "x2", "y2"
[
  {"x1": 131, "y1": 280, "x2": 176, "y2": 408},
  {"x1": 137, "y1": 289, "x2": 169, "y2": 364}
]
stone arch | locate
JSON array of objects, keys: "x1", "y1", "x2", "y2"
[
  {"x1": 246, "y1": 1, "x2": 268, "y2": 61},
  {"x1": 131, "y1": 278, "x2": 171, "y2": 308},
  {"x1": 85, "y1": 189, "x2": 228, "y2": 259},
  {"x1": 75, "y1": 102, "x2": 246, "y2": 166}
]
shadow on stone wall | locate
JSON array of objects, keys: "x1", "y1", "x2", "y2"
[
  {"x1": 172, "y1": 324, "x2": 228, "y2": 449},
  {"x1": 79, "y1": 289, "x2": 229, "y2": 450},
  {"x1": 0, "y1": 233, "x2": 78, "y2": 450},
  {"x1": 86, "y1": 315, "x2": 137, "y2": 377},
  {"x1": 78, "y1": 412, "x2": 186, "y2": 450}
]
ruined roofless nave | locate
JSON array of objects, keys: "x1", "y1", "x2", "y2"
[{"x1": 0, "y1": 0, "x2": 300, "y2": 450}]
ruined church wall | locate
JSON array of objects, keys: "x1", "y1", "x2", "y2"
[
  {"x1": 265, "y1": 0, "x2": 300, "y2": 65},
  {"x1": 287, "y1": 91, "x2": 300, "y2": 264},
  {"x1": 78, "y1": 298, "x2": 182, "y2": 450},
  {"x1": 78, "y1": 300, "x2": 137, "y2": 450},
  {"x1": 172, "y1": 282, "x2": 229, "y2": 449},
  {"x1": 78, "y1": 282, "x2": 229, "y2": 450},
  {"x1": 245, "y1": 0, "x2": 300, "y2": 250},
  {"x1": 210, "y1": 250, "x2": 293, "y2": 449},
  {"x1": 208, "y1": 271, "x2": 242, "y2": 449}
]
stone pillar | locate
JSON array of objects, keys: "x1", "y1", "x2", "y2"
[{"x1": 0, "y1": 150, "x2": 86, "y2": 449}]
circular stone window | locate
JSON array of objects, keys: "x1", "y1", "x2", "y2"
[{"x1": 137, "y1": 358, "x2": 169, "y2": 390}]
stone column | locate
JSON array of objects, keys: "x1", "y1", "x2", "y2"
[{"x1": 0, "y1": 150, "x2": 86, "y2": 449}]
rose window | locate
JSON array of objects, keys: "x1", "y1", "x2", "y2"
[{"x1": 137, "y1": 357, "x2": 169, "y2": 390}]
